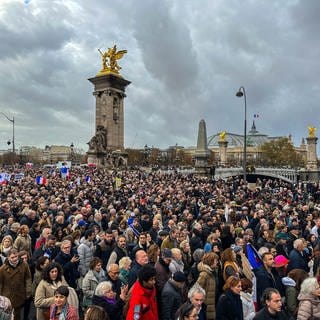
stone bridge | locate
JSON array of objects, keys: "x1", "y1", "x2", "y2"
[
  {"x1": 157, "y1": 166, "x2": 298, "y2": 184},
  {"x1": 215, "y1": 167, "x2": 298, "y2": 184}
]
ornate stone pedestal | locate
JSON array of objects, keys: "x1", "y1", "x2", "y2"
[
  {"x1": 218, "y1": 140, "x2": 228, "y2": 166},
  {"x1": 306, "y1": 137, "x2": 318, "y2": 171}
]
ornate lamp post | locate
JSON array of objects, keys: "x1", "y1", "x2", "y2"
[
  {"x1": 70, "y1": 142, "x2": 74, "y2": 163},
  {"x1": 0, "y1": 112, "x2": 15, "y2": 155},
  {"x1": 143, "y1": 144, "x2": 151, "y2": 166},
  {"x1": 236, "y1": 87, "x2": 247, "y2": 183}
]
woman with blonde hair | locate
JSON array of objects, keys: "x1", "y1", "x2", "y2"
[
  {"x1": 13, "y1": 225, "x2": 32, "y2": 256},
  {"x1": 221, "y1": 248, "x2": 239, "y2": 281},
  {"x1": 119, "y1": 256, "x2": 132, "y2": 286},
  {"x1": 169, "y1": 248, "x2": 184, "y2": 274},
  {"x1": 0, "y1": 235, "x2": 13, "y2": 263}
]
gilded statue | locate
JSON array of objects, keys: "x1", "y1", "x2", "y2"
[
  {"x1": 98, "y1": 45, "x2": 127, "y2": 75},
  {"x1": 308, "y1": 126, "x2": 317, "y2": 138},
  {"x1": 219, "y1": 131, "x2": 226, "y2": 141}
]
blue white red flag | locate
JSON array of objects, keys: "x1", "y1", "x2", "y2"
[
  {"x1": 60, "y1": 166, "x2": 70, "y2": 179},
  {"x1": 85, "y1": 175, "x2": 91, "y2": 183},
  {"x1": 35, "y1": 176, "x2": 47, "y2": 185},
  {"x1": 247, "y1": 243, "x2": 262, "y2": 269},
  {"x1": 253, "y1": 114, "x2": 259, "y2": 118},
  {"x1": 0, "y1": 173, "x2": 11, "y2": 185}
]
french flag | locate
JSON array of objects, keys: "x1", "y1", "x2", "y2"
[
  {"x1": 85, "y1": 175, "x2": 91, "y2": 183},
  {"x1": 0, "y1": 173, "x2": 10, "y2": 185},
  {"x1": 35, "y1": 176, "x2": 47, "y2": 185},
  {"x1": 61, "y1": 166, "x2": 70, "y2": 179},
  {"x1": 247, "y1": 243, "x2": 262, "y2": 311},
  {"x1": 247, "y1": 243, "x2": 262, "y2": 269}
]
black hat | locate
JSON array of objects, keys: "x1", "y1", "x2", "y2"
[
  {"x1": 159, "y1": 230, "x2": 169, "y2": 237},
  {"x1": 162, "y1": 248, "x2": 172, "y2": 259},
  {"x1": 173, "y1": 271, "x2": 186, "y2": 283}
]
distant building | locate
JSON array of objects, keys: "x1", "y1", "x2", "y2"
[{"x1": 207, "y1": 121, "x2": 307, "y2": 166}]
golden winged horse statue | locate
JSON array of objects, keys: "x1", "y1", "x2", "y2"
[{"x1": 98, "y1": 45, "x2": 127, "y2": 75}]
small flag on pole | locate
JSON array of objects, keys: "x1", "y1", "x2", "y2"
[
  {"x1": 85, "y1": 175, "x2": 91, "y2": 183},
  {"x1": 253, "y1": 114, "x2": 259, "y2": 118}
]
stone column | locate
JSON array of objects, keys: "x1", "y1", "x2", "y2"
[
  {"x1": 88, "y1": 74, "x2": 131, "y2": 150},
  {"x1": 194, "y1": 119, "x2": 210, "y2": 176},
  {"x1": 306, "y1": 136, "x2": 318, "y2": 171},
  {"x1": 218, "y1": 140, "x2": 228, "y2": 166},
  {"x1": 87, "y1": 73, "x2": 130, "y2": 166}
]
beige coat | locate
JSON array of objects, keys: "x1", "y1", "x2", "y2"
[
  {"x1": 297, "y1": 292, "x2": 320, "y2": 320},
  {"x1": 197, "y1": 262, "x2": 216, "y2": 320},
  {"x1": 13, "y1": 234, "x2": 32, "y2": 256},
  {"x1": 34, "y1": 278, "x2": 68, "y2": 320}
]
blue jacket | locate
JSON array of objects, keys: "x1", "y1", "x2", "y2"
[{"x1": 287, "y1": 249, "x2": 309, "y2": 273}]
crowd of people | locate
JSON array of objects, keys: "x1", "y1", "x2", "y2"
[{"x1": 0, "y1": 166, "x2": 320, "y2": 319}]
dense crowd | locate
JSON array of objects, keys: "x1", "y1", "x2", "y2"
[{"x1": 0, "y1": 166, "x2": 320, "y2": 320}]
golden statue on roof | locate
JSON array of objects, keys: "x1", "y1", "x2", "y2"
[
  {"x1": 219, "y1": 131, "x2": 226, "y2": 141},
  {"x1": 97, "y1": 45, "x2": 127, "y2": 76},
  {"x1": 308, "y1": 126, "x2": 316, "y2": 138}
]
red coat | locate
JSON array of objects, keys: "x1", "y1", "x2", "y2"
[{"x1": 126, "y1": 281, "x2": 158, "y2": 320}]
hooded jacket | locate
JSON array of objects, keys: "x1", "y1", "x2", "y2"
[
  {"x1": 282, "y1": 277, "x2": 298, "y2": 315},
  {"x1": 126, "y1": 280, "x2": 158, "y2": 320},
  {"x1": 197, "y1": 262, "x2": 216, "y2": 320},
  {"x1": 297, "y1": 292, "x2": 320, "y2": 320}
]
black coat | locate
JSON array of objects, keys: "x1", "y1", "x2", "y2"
[
  {"x1": 287, "y1": 249, "x2": 309, "y2": 273},
  {"x1": 253, "y1": 265, "x2": 281, "y2": 310},
  {"x1": 94, "y1": 239, "x2": 115, "y2": 269},
  {"x1": 92, "y1": 294, "x2": 124, "y2": 319},
  {"x1": 128, "y1": 260, "x2": 143, "y2": 288},
  {"x1": 54, "y1": 251, "x2": 79, "y2": 289},
  {"x1": 216, "y1": 290, "x2": 243, "y2": 320},
  {"x1": 161, "y1": 280, "x2": 183, "y2": 320},
  {"x1": 253, "y1": 307, "x2": 287, "y2": 320}
]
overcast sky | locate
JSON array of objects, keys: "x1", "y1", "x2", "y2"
[{"x1": 0, "y1": 0, "x2": 319, "y2": 153}]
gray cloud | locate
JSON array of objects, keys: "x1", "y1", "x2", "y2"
[{"x1": 0, "y1": 0, "x2": 319, "y2": 153}]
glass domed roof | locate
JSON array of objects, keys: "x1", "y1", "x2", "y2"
[{"x1": 208, "y1": 121, "x2": 272, "y2": 147}]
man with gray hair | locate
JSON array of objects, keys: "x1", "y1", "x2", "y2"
[
  {"x1": 3, "y1": 222, "x2": 20, "y2": 242},
  {"x1": 287, "y1": 238, "x2": 309, "y2": 272},
  {"x1": 55, "y1": 239, "x2": 80, "y2": 288},
  {"x1": 177, "y1": 283, "x2": 206, "y2": 320}
]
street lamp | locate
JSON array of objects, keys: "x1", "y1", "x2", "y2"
[
  {"x1": 70, "y1": 142, "x2": 74, "y2": 163},
  {"x1": 236, "y1": 86, "x2": 247, "y2": 184},
  {"x1": 0, "y1": 112, "x2": 15, "y2": 155}
]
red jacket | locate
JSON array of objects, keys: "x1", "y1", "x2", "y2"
[{"x1": 126, "y1": 281, "x2": 158, "y2": 320}]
